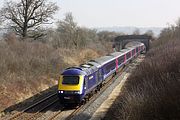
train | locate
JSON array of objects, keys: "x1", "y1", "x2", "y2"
[{"x1": 58, "y1": 43, "x2": 145, "y2": 104}]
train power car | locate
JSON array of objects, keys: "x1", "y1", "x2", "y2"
[{"x1": 58, "y1": 43, "x2": 145, "y2": 104}]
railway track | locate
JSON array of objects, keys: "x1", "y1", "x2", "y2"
[
  {"x1": 7, "y1": 93, "x2": 58, "y2": 120},
  {"x1": 47, "y1": 62, "x2": 128, "y2": 120},
  {"x1": 48, "y1": 55, "x2": 144, "y2": 120},
  {"x1": 68, "y1": 69, "x2": 125, "y2": 120},
  {"x1": 6, "y1": 55, "x2": 144, "y2": 120}
]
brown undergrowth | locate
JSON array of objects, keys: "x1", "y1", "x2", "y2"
[
  {"x1": 0, "y1": 35, "x2": 107, "y2": 113},
  {"x1": 104, "y1": 38, "x2": 180, "y2": 119}
]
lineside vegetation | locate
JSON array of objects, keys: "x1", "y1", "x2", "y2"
[
  {"x1": 103, "y1": 19, "x2": 180, "y2": 120},
  {"x1": 0, "y1": 19, "x2": 119, "y2": 114}
]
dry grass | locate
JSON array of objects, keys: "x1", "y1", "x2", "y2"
[
  {"x1": 104, "y1": 38, "x2": 180, "y2": 119},
  {"x1": 0, "y1": 39, "x2": 62, "y2": 111},
  {"x1": 0, "y1": 34, "x2": 105, "y2": 112},
  {"x1": 64, "y1": 48, "x2": 100, "y2": 65}
]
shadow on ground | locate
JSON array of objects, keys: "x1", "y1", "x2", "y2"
[{"x1": 3, "y1": 85, "x2": 58, "y2": 114}]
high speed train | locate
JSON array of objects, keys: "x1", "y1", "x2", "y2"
[{"x1": 58, "y1": 43, "x2": 145, "y2": 104}]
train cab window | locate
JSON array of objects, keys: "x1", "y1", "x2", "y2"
[{"x1": 62, "y1": 76, "x2": 79, "y2": 85}]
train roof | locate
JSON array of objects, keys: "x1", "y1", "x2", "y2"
[
  {"x1": 120, "y1": 49, "x2": 131, "y2": 53},
  {"x1": 109, "y1": 52, "x2": 125, "y2": 58},
  {"x1": 79, "y1": 63, "x2": 98, "y2": 75},
  {"x1": 62, "y1": 67, "x2": 86, "y2": 75},
  {"x1": 140, "y1": 43, "x2": 145, "y2": 46},
  {"x1": 89, "y1": 55, "x2": 115, "y2": 65},
  {"x1": 87, "y1": 61, "x2": 101, "y2": 68},
  {"x1": 61, "y1": 43, "x2": 145, "y2": 76},
  {"x1": 62, "y1": 64, "x2": 98, "y2": 76},
  {"x1": 125, "y1": 47, "x2": 136, "y2": 50},
  {"x1": 125, "y1": 43, "x2": 144, "y2": 48}
]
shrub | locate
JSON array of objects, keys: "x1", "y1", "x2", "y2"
[
  {"x1": 104, "y1": 26, "x2": 180, "y2": 120},
  {"x1": 0, "y1": 34, "x2": 105, "y2": 112}
]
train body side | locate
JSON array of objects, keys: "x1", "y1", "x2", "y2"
[{"x1": 58, "y1": 43, "x2": 145, "y2": 104}]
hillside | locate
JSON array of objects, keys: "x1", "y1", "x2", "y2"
[
  {"x1": 0, "y1": 26, "x2": 115, "y2": 117},
  {"x1": 103, "y1": 22, "x2": 180, "y2": 120}
]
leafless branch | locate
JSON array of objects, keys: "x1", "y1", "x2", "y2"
[{"x1": 0, "y1": 0, "x2": 58, "y2": 39}]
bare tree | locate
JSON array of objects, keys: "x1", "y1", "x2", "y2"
[
  {"x1": 0, "y1": 0, "x2": 58, "y2": 39},
  {"x1": 144, "y1": 30, "x2": 154, "y2": 37},
  {"x1": 133, "y1": 28, "x2": 140, "y2": 35},
  {"x1": 175, "y1": 18, "x2": 180, "y2": 27},
  {"x1": 57, "y1": 13, "x2": 78, "y2": 48},
  {"x1": 76, "y1": 27, "x2": 99, "y2": 48},
  {"x1": 97, "y1": 31, "x2": 123, "y2": 42}
]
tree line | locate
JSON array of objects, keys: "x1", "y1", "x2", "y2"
[{"x1": 0, "y1": 0, "x2": 155, "y2": 49}]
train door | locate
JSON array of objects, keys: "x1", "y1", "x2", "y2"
[
  {"x1": 95, "y1": 71, "x2": 99, "y2": 84},
  {"x1": 124, "y1": 54, "x2": 127, "y2": 63},
  {"x1": 83, "y1": 76, "x2": 88, "y2": 93},
  {"x1": 115, "y1": 58, "x2": 118, "y2": 72},
  {"x1": 98, "y1": 68, "x2": 103, "y2": 82}
]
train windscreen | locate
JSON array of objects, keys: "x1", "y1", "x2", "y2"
[{"x1": 62, "y1": 76, "x2": 79, "y2": 85}]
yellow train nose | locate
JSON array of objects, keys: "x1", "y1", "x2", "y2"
[{"x1": 58, "y1": 75, "x2": 84, "y2": 91}]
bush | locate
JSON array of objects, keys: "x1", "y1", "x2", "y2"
[
  {"x1": 104, "y1": 26, "x2": 180, "y2": 120},
  {"x1": 0, "y1": 38, "x2": 64, "y2": 111},
  {"x1": 0, "y1": 33, "x2": 106, "y2": 112}
]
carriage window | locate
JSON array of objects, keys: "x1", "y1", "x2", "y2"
[
  {"x1": 62, "y1": 76, "x2": 79, "y2": 85},
  {"x1": 133, "y1": 49, "x2": 135, "y2": 55},
  {"x1": 136, "y1": 47, "x2": 138, "y2": 52},
  {"x1": 118, "y1": 56, "x2": 124, "y2": 64},
  {"x1": 105, "y1": 61, "x2": 115, "y2": 73},
  {"x1": 126, "y1": 52, "x2": 131, "y2": 59}
]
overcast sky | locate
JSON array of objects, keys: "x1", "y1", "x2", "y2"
[{"x1": 1, "y1": 0, "x2": 180, "y2": 28}]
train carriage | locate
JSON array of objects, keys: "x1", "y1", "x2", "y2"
[
  {"x1": 109, "y1": 52, "x2": 126, "y2": 71},
  {"x1": 89, "y1": 55, "x2": 117, "y2": 80},
  {"x1": 58, "y1": 43, "x2": 146, "y2": 105}
]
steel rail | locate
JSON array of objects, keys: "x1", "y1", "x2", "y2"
[
  {"x1": 49, "y1": 62, "x2": 129, "y2": 120},
  {"x1": 8, "y1": 92, "x2": 57, "y2": 120}
]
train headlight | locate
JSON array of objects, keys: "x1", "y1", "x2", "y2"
[
  {"x1": 74, "y1": 91, "x2": 80, "y2": 94},
  {"x1": 59, "y1": 91, "x2": 63, "y2": 93}
]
